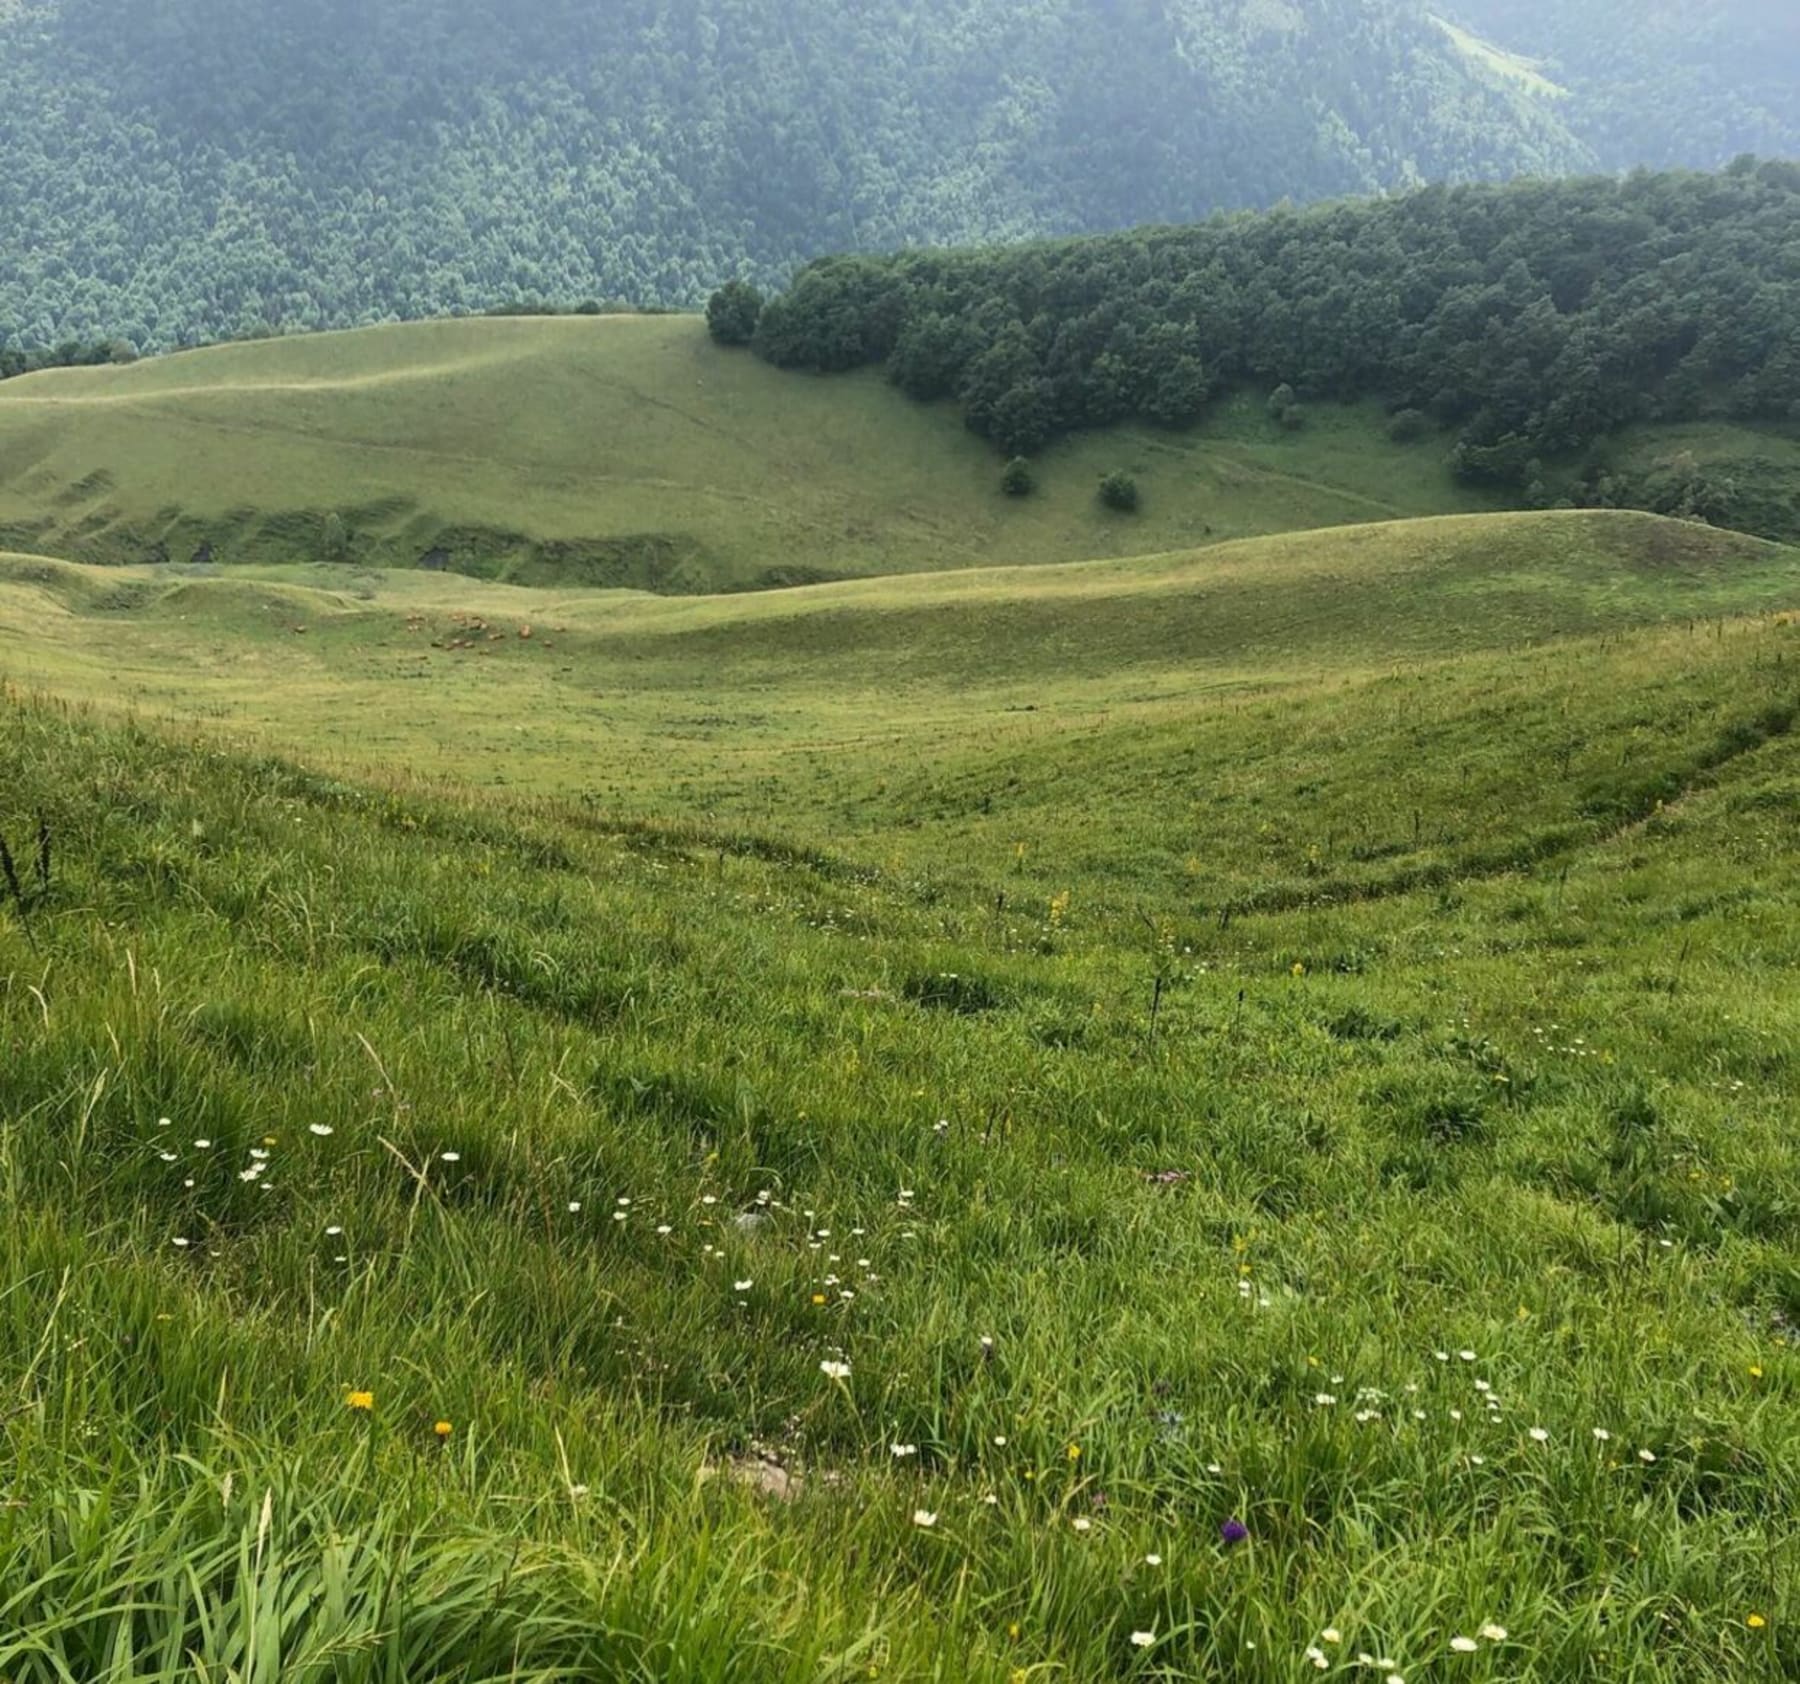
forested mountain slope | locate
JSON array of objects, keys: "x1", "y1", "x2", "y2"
[
  {"x1": 1441, "y1": 0, "x2": 1800, "y2": 169},
  {"x1": 0, "y1": 0, "x2": 1590, "y2": 350}
]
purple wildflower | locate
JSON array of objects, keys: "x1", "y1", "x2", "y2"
[{"x1": 1220, "y1": 1517, "x2": 1249, "y2": 1546}]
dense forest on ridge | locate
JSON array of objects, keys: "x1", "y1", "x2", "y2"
[
  {"x1": 4, "y1": 0, "x2": 1793, "y2": 354},
  {"x1": 746, "y1": 163, "x2": 1800, "y2": 501}
]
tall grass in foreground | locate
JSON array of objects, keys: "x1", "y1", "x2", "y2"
[{"x1": 0, "y1": 608, "x2": 1796, "y2": 1679}]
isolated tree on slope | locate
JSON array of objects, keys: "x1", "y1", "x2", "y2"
[{"x1": 707, "y1": 281, "x2": 765, "y2": 346}]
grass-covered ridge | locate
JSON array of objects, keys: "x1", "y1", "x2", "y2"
[
  {"x1": 0, "y1": 313, "x2": 1521, "y2": 592},
  {"x1": 5, "y1": 306, "x2": 1795, "y2": 597},
  {"x1": 2, "y1": 509, "x2": 1794, "y2": 806},
  {"x1": 0, "y1": 503, "x2": 1797, "y2": 1678}
]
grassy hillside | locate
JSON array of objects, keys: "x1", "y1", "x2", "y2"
[
  {"x1": 0, "y1": 315, "x2": 1522, "y2": 591},
  {"x1": 3, "y1": 508, "x2": 1794, "y2": 811},
  {"x1": 0, "y1": 504, "x2": 1797, "y2": 1678}
]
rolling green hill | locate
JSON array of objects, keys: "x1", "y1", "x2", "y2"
[
  {"x1": 0, "y1": 314, "x2": 1513, "y2": 591},
  {"x1": 0, "y1": 496, "x2": 1797, "y2": 1678},
  {"x1": 2, "y1": 508, "x2": 1793, "y2": 819},
  {"x1": 7, "y1": 310, "x2": 1799, "y2": 595}
]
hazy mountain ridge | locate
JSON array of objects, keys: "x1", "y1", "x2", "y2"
[
  {"x1": 2, "y1": 0, "x2": 1589, "y2": 349},
  {"x1": 1442, "y1": 0, "x2": 1800, "y2": 168}
]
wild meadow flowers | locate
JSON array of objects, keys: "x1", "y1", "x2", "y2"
[{"x1": 11, "y1": 617, "x2": 1800, "y2": 1682}]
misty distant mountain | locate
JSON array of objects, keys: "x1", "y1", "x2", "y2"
[
  {"x1": 1441, "y1": 0, "x2": 1799, "y2": 169},
  {"x1": 0, "y1": 0, "x2": 1792, "y2": 350}
]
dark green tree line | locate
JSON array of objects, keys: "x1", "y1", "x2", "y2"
[{"x1": 751, "y1": 162, "x2": 1800, "y2": 483}]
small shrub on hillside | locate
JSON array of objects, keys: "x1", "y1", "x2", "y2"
[
  {"x1": 1000, "y1": 457, "x2": 1036, "y2": 497},
  {"x1": 1098, "y1": 470, "x2": 1139, "y2": 512},
  {"x1": 706, "y1": 279, "x2": 765, "y2": 346},
  {"x1": 1388, "y1": 407, "x2": 1429, "y2": 443},
  {"x1": 320, "y1": 512, "x2": 349, "y2": 561}
]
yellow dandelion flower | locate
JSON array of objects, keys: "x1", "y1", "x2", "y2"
[
  {"x1": 1747, "y1": 1614, "x2": 1767, "y2": 1630},
  {"x1": 812, "y1": 1293, "x2": 828, "y2": 1306},
  {"x1": 434, "y1": 1420, "x2": 452, "y2": 1440},
  {"x1": 346, "y1": 1390, "x2": 374, "y2": 1412},
  {"x1": 1066, "y1": 1443, "x2": 1081, "y2": 1462}
]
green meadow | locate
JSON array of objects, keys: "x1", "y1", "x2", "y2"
[
  {"x1": 0, "y1": 315, "x2": 1507, "y2": 591},
  {"x1": 0, "y1": 329, "x2": 1797, "y2": 1681}
]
